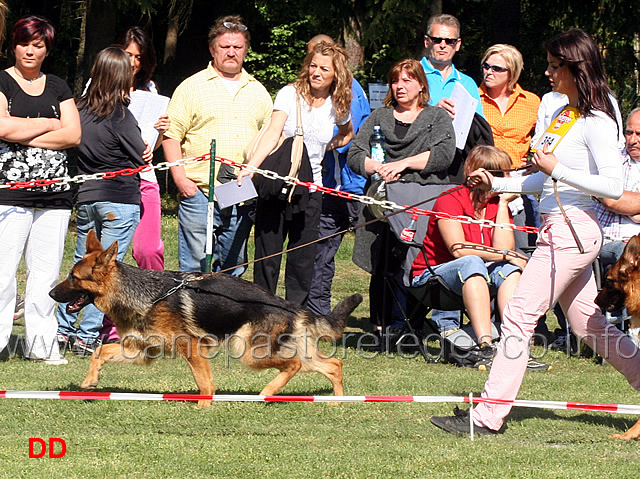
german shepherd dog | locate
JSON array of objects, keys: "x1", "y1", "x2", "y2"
[
  {"x1": 50, "y1": 230, "x2": 362, "y2": 407},
  {"x1": 595, "y1": 234, "x2": 640, "y2": 440}
]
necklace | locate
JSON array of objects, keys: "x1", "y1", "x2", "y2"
[{"x1": 13, "y1": 67, "x2": 41, "y2": 84}]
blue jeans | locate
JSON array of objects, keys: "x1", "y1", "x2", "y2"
[
  {"x1": 412, "y1": 256, "x2": 521, "y2": 332},
  {"x1": 56, "y1": 202, "x2": 140, "y2": 343},
  {"x1": 599, "y1": 241, "x2": 626, "y2": 273},
  {"x1": 177, "y1": 189, "x2": 253, "y2": 276},
  {"x1": 599, "y1": 241, "x2": 628, "y2": 323}
]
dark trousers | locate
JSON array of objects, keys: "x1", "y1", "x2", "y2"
[
  {"x1": 253, "y1": 192, "x2": 322, "y2": 306},
  {"x1": 307, "y1": 195, "x2": 361, "y2": 316},
  {"x1": 369, "y1": 225, "x2": 406, "y2": 328}
]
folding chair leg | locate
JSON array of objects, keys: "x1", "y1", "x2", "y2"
[{"x1": 383, "y1": 273, "x2": 436, "y2": 362}]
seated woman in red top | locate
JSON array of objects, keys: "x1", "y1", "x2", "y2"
[{"x1": 411, "y1": 145, "x2": 528, "y2": 357}]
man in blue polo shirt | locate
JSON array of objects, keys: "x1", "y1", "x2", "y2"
[
  {"x1": 420, "y1": 13, "x2": 483, "y2": 119},
  {"x1": 421, "y1": 14, "x2": 488, "y2": 358}
]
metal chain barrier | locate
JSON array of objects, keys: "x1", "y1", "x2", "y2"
[{"x1": 1, "y1": 152, "x2": 541, "y2": 235}]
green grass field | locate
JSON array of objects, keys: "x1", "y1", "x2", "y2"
[{"x1": 4, "y1": 214, "x2": 640, "y2": 478}]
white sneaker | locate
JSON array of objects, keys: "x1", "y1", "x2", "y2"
[{"x1": 27, "y1": 355, "x2": 68, "y2": 365}]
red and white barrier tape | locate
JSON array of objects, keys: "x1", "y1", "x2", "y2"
[
  {"x1": 1, "y1": 390, "x2": 639, "y2": 415},
  {"x1": 0, "y1": 152, "x2": 539, "y2": 235}
]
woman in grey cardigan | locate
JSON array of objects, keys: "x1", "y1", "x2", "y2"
[{"x1": 347, "y1": 58, "x2": 456, "y2": 333}]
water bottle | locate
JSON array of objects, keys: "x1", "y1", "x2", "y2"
[
  {"x1": 369, "y1": 125, "x2": 386, "y2": 164},
  {"x1": 400, "y1": 213, "x2": 419, "y2": 242}
]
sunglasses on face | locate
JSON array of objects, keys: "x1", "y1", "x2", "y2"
[
  {"x1": 223, "y1": 21, "x2": 248, "y2": 31},
  {"x1": 427, "y1": 35, "x2": 458, "y2": 46},
  {"x1": 482, "y1": 63, "x2": 509, "y2": 73}
]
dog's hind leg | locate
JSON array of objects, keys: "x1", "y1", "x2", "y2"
[
  {"x1": 181, "y1": 338, "x2": 215, "y2": 408},
  {"x1": 257, "y1": 357, "x2": 302, "y2": 396},
  {"x1": 81, "y1": 343, "x2": 143, "y2": 389},
  {"x1": 610, "y1": 417, "x2": 640, "y2": 440},
  {"x1": 311, "y1": 357, "x2": 344, "y2": 396}
]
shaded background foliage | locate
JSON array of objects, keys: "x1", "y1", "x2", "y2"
[{"x1": 2, "y1": 0, "x2": 638, "y2": 112}]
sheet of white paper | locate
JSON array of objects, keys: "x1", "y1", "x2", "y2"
[
  {"x1": 450, "y1": 83, "x2": 478, "y2": 149},
  {"x1": 215, "y1": 179, "x2": 258, "y2": 209},
  {"x1": 128, "y1": 90, "x2": 170, "y2": 147}
]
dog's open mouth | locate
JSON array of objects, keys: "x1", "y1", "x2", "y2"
[
  {"x1": 594, "y1": 288, "x2": 626, "y2": 314},
  {"x1": 66, "y1": 293, "x2": 94, "y2": 314}
]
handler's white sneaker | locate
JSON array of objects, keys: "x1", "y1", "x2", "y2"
[{"x1": 27, "y1": 355, "x2": 68, "y2": 365}]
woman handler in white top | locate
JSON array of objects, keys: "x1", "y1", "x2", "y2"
[{"x1": 431, "y1": 28, "x2": 640, "y2": 436}]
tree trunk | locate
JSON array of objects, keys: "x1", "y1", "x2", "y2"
[
  {"x1": 73, "y1": 0, "x2": 116, "y2": 96},
  {"x1": 430, "y1": 0, "x2": 442, "y2": 17},
  {"x1": 635, "y1": 32, "x2": 640, "y2": 96},
  {"x1": 343, "y1": 18, "x2": 363, "y2": 71},
  {"x1": 163, "y1": 17, "x2": 179, "y2": 65},
  {"x1": 73, "y1": 0, "x2": 88, "y2": 96}
]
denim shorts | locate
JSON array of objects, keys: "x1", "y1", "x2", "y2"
[{"x1": 412, "y1": 255, "x2": 521, "y2": 296}]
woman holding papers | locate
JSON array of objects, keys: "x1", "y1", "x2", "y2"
[
  {"x1": 56, "y1": 47, "x2": 152, "y2": 356},
  {"x1": 120, "y1": 26, "x2": 169, "y2": 271},
  {"x1": 431, "y1": 28, "x2": 640, "y2": 436},
  {"x1": 96, "y1": 27, "x2": 169, "y2": 344}
]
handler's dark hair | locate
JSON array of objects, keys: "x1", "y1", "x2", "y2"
[
  {"x1": 544, "y1": 28, "x2": 616, "y2": 124},
  {"x1": 78, "y1": 47, "x2": 132, "y2": 119},
  {"x1": 118, "y1": 26, "x2": 157, "y2": 92}
]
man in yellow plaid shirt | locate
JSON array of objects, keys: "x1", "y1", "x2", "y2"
[{"x1": 163, "y1": 14, "x2": 272, "y2": 274}]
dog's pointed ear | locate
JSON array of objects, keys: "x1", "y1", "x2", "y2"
[
  {"x1": 620, "y1": 235, "x2": 640, "y2": 272},
  {"x1": 86, "y1": 229, "x2": 103, "y2": 253},
  {"x1": 98, "y1": 241, "x2": 119, "y2": 266}
]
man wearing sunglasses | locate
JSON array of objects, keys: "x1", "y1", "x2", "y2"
[
  {"x1": 163, "y1": 15, "x2": 272, "y2": 275},
  {"x1": 420, "y1": 14, "x2": 483, "y2": 119}
]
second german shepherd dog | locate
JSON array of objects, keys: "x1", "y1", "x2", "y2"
[
  {"x1": 595, "y1": 234, "x2": 640, "y2": 440},
  {"x1": 50, "y1": 230, "x2": 362, "y2": 407}
]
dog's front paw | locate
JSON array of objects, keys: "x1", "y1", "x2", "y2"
[
  {"x1": 197, "y1": 399, "x2": 212, "y2": 408},
  {"x1": 80, "y1": 378, "x2": 99, "y2": 389},
  {"x1": 609, "y1": 432, "x2": 640, "y2": 441}
]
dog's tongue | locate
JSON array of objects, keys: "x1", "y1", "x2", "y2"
[{"x1": 66, "y1": 294, "x2": 89, "y2": 314}]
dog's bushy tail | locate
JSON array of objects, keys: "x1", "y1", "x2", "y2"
[{"x1": 307, "y1": 293, "x2": 363, "y2": 340}]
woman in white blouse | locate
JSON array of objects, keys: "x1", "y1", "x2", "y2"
[
  {"x1": 238, "y1": 42, "x2": 353, "y2": 305},
  {"x1": 432, "y1": 28, "x2": 640, "y2": 436}
]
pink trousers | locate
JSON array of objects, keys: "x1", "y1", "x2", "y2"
[
  {"x1": 132, "y1": 180, "x2": 164, "y2": 271},
  {"x1": 100, "y1": 180, "x2": 164, "y2": 343},
  {"x1": 473, "y1": 209, "x2": 640, "y2": 431}
]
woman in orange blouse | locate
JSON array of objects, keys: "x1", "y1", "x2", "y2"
[
  {"x1": 478, "y1": 43, "x2": 541, "y2": 249},
  {"x1": 478, "y1": 44, "x2": 540, "y2": 168}
]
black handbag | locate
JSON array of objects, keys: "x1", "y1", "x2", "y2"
[
  {"x1": 253, "y1": 136, "x2": 313, "y2": 206},
  {"x1": 252, "y1": 90, "x2": 313, "y2": 208}
]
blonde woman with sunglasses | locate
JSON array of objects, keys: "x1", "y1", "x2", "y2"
[{"x1": 479, "y1": 44, "x2": 540, "y2": 168}]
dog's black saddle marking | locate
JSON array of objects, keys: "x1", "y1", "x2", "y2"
[{"x1": 152, "y1": 278, "x2": 189, "y2": 305}]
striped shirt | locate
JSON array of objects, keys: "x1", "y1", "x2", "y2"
[
  {"x1": 165, "y1": 63, "x2": 272, "y2": 189},
  {"x1": 479, "y1": 83, "x2": 540, "y2": 167},
  {"x1": 595, "y1": 149, "x2": 640, "y2": 242}
]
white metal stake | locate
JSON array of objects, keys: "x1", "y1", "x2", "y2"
[{"x1": 469, "y1": 392, "x2": 474, "y2": 441}]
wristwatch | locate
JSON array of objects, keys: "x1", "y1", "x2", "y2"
[{"x1": 500, "y1": 249, "x2": 509, "y2": 261}]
